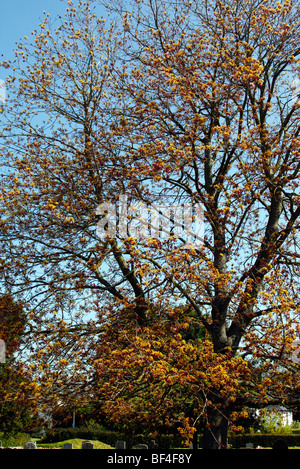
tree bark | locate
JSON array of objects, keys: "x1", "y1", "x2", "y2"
[{"x1": 202, "y1": 402, "x2": 229, "y2": 449}]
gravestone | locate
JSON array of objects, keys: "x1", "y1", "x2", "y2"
[
  {"x1": 132, "y1": 444, "x2": 148, "y2": 449},
  {"x1": 24, "y1": 441, "x2": 37, "y2": 449},
  {"x1": 246, "y1": 443, "x2": 254, "y2": 449},
  {"x1": 115, "y1": 440, "x2": 126, "y2": 449},
  {"x1": 272, "y1": 438, "x2": 288, "y2": 449},
  {"x1": 82, "y1": 440, "x2": 94, "y2": 449},
  {"x1": 189, "y1": 442, "x2": 198, "y2": 449},
  {"x1": 63, "y1": 443, "x2": 73, "y2": 449},
  {"x1": 149, "y1": 440, "x2": 158, "y2": 450}
]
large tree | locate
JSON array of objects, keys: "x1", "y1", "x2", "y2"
[
  {"x1": 102, "y1": 0, "x2": 300, "y2": 447},
  {"x1": 1, "y1": 0, "x2": 300, "y2": 448}
]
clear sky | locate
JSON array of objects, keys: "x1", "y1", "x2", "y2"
[
  {"x1": 0, "y1": 0, "x2": 70, "y2": 61},
  {"x1": 0, "y1": 0, "x2": 70, "y2": 99},
  {"x1": 0, "y1": 0, "x2": 108, "y2": 101}
]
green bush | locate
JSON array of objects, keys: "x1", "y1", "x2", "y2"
[{"x1": 0, "y1": 432, "x2": 31, "y2": 447}]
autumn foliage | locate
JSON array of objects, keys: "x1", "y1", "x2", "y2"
[{"x1": 0, "y1": 0, "x2": 300, "y2": 448}]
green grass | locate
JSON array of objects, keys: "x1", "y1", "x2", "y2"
[{"x1": 36, "y1": 438, "x2": 113, "y2": 449}]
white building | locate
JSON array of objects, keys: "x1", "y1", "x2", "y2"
[{"x1": 256, "y1": 406, "x2": 293, "y2": 428}]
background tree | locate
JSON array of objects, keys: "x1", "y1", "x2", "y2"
[
  {"x1": 0, "y1": 294, "x2": 26, "y2": 353},
  {"x1": 0, "y1": 294, "x2": 39, "y2": 434},
  {"x1": 0, "y1": 0, "x2": 300, "y2": 449}
]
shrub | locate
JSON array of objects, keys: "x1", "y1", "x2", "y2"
[{"x1": 0, "y1": 432, "x2": 31, "y2": 447}]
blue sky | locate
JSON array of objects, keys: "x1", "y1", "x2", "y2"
[
  {"x1": 0, "y1": 0, "x2": 69, "y2": 99},
  {"x1": 0, "y1": 0, "x2": 108, "y2": 100},
  {"x1": 0, "y1": 0, "x2": 70, "y2": 62}
]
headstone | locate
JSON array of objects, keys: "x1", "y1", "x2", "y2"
[
  {"x1": 246, "y1": 443, "x2": 254, "y2": 449},
  {"x1": 63, "y1": 443, "x2": 73, "y2": 449},
  {"x1": 82, "y1": 440, "x2": 94, "y2": 449},
  {"x1": 272, "y1": 438, "x2": 288, "y2": 449},
  {"x1": 24, "y1": 441, "x2": 37, "y2": 449},
  {"x1": 149, "y1": 440, "x2": 158, "y2": 450},
  {"x1": 189, "y1": 441, "x2": 198, "y2": 449},
  {"x1": 115, "y1": 440, "x2": 126, "y2": 449},
  {"x1": 132, "y1": 444, "x2": 148, "y2": 449}
]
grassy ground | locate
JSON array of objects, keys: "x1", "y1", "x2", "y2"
[{"x1": 36, "y1": 438, "x2": 113, "y2": 449}]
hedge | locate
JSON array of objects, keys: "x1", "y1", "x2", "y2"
[{"x1": 228, "y1": 433, "x2": 300, "y2": 448}]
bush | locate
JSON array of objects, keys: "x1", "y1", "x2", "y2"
[{"x1": 0, "y1": 432, "x2": 31, "y2": 447}]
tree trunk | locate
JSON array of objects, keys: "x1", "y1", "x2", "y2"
[{"x1": 202, "y1": 404, "x2": 229, "y2": 449}]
